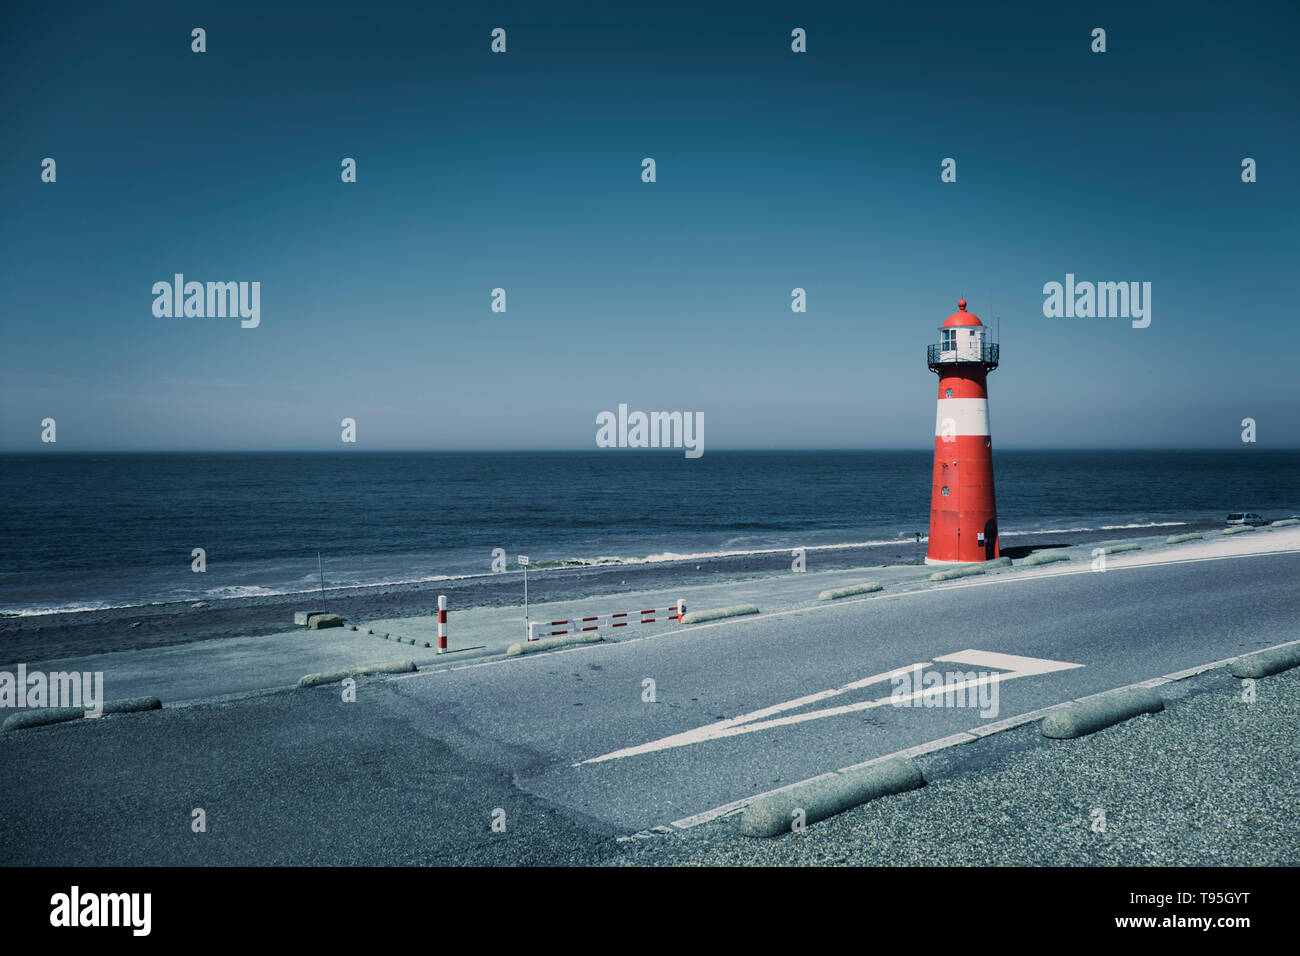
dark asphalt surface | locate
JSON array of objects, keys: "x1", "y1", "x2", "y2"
[
  {"x1": 1, "y1": 548, "x2": 1296, "y2": 864},
  {"x1": 0, "y1": 686, "x2": 620, "y2": 865},
  {"x1": 384, "y1": 550, "x2": 1300, "y2": 831}
]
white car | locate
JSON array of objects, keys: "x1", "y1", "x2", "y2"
[{"x1": 1226, "y1": 512, "x2": 1267, "y2": 527}]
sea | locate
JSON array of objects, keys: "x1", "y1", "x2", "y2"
[{"x1": 1, "y1": 450, "x2": 1297, "y2": 617}]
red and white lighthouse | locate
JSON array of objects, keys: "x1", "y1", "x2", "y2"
[{"x1": 926, "y1": 299, "x2": 1000, "y2": 565}]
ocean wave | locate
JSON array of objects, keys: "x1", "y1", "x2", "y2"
[
  {"x1": 0, "y1": 572, "x2": 485, "y2": 618},
  {"x1": 0, "y1": 601, "x2": 150, "y2": 618},
  {"x1": 639, "y1": 540, "x2": 917, "y2": 563},
  {"x1": 1002, "y1": 521, "x2": 1188, "y2": 535}
]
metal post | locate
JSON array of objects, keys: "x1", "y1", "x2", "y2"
[
  {"x1": 518, "y1": 555, "x2": 530, "y2": 640},
  {"x1": 437, "y1": 594, "x2": 447, "y2": 654}
]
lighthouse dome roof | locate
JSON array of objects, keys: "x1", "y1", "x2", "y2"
[{"x1": 942, "y1": 298, "x2": 983, "y2": 327}]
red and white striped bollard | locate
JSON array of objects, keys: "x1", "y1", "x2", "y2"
[{"x1": 437, "y1": 595, "x2": 447, "y2": 653}]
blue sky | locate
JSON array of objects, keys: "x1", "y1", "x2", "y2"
[{"x1": 2, "y1": 0, "x2": 1297, "y2": 450}]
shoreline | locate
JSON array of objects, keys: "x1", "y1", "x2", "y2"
[
  {"x1": 0, "y1": 519, "x2": 1226, "y2": 666},
  {"x1": 0, "y1": 520, "x2": 1203, "y2": 620},
  {"x1": 3, "y1": 534, "x2": 1296, "y2": 867}
]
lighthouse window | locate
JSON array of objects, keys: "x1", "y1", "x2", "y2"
[
  {"x1": 941, "y1": 486, "x2": 950, "y2": 496},
  {"x1": 945, "y1": 388, "x2": 953, "y2": 398},
  {"x1": 942, "y1": 329, "x2": 956, "y2": 350}
]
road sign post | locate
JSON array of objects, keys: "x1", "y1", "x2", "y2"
[{"x1": 518, "y1": 555, "x2": 530, "y2": 639}]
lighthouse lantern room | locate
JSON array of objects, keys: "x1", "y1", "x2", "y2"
[{"x1": 926, "y1": 299, "x2": 1000, "y2": 565}]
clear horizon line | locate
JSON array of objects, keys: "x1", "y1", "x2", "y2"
[{"x1": 2, "y1": 446, "x2": 1296, "y2": 455}]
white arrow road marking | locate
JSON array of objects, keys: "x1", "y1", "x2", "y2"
[
  {"x1": 577, "y1": 649, "x2": 1082, "y2": 765},
  {"x1": 932, "y1": 649, "x2": 1083, "y2": 676}
]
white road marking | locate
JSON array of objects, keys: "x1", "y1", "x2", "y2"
[
  {"x1": 934, "y1": 649, "x2": 1085, "y2": 676},
  {"x1": 838, "y1": 731, "x2": 980, "y2": 772},
  {"x1": 967, "y1": 703, "x2": 1074, "y2": 737},
  {"x1": 578, "y1": 649, "x2": 1082, "y2": 765}
]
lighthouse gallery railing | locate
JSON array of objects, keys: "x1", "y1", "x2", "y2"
[{"x1": 927, "y1": 342, "x2": 999, "y2": 368}]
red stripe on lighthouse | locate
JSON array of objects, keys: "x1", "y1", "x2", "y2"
[{"x1": 936, "y1": 375, "x2": 989, "y2": 400}]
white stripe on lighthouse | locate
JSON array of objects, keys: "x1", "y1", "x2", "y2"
[{"x1": 935, "y1": 398, "x2": 990, "y2": 437}]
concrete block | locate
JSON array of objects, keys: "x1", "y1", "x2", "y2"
[
  {"x1": 679, "y1": 605, "x2": 760, "y2": 625},
  {"x1": 1041, "y1": 687, "x2": 1164, "y2": 739},
  {"x1": 740, "y1": 758, "x2": 925, "y2": 837},
  {"x1": 1230, "y1": 644, "x2": 1300, "y2": 679},
  {"x1": 817, "y1": 582, "x2": 882, "y2": 601}
]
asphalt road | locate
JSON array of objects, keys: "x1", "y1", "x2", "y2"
[
  {"x1": 383, "y1": 549, "x2": 1300, "y2": 832},
  {"x1": 2, "y1": 548, "x2": 1296, "y2": 864}
]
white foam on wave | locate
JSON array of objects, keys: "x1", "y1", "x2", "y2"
[
  {"x1": 1003, "y1": 521, "x2": 1188, "y2": 535},
  {"x1": 187, "y1": 572, "x2": 484, "y2": 602},
  {"x1": 1, "y1": 602, "x2": 142, "y2": 618},
  {"x1": 0, "y1": 573, "x2": 483, "y2": 617},
  {"x1": 640, "y1": 539, "x2": 914, "y2": 563}
]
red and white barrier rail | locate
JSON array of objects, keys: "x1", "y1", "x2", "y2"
[{"x1": 527, "y1": 599, "x2": 685, "y2": 642}]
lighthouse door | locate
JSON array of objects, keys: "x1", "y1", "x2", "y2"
[{"x1": 982, "y1": 519, "x2": 997, "y2": 560}]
